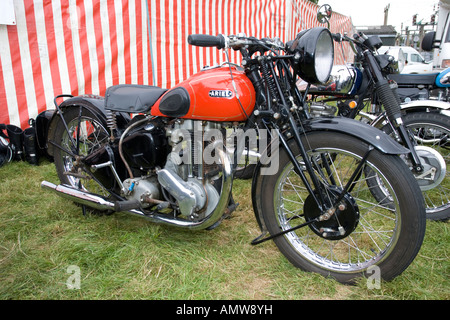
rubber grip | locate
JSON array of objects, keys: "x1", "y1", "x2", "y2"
[{"x1": 188, "y1": 34, "x2": 225, "y2": 49}]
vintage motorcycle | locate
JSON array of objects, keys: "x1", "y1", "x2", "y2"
[
  {"x1": 237, "y1": 7, "x2": 450, "y2": 221},
  {"x1": 381, "y1": 56, "x2": 450, "y2": 117},
  {"x1": 303, "y1": 29, "x2": 450, "y2": 222},
  {"x1": 389, "y1": 67, "x2": 450, "y2": 105},
  {"x1": 41, "y1": 27, "x2": 426, "y2": 284}
]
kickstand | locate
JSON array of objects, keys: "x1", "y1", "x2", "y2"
[{"x1": 78, "y1": 180, "x2": 88, "y2": 216}]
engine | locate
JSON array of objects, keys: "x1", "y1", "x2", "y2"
[{"x1": 118, "y1": 118, "x2": 223, "y2": 221}]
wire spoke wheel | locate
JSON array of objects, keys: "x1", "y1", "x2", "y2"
[
  {"x1": 258, "y1": 131, "x2": 425, "y2": 284},
  {"x1": 383, "y1": 112, "x2": 450, "y2": 221},
  {"x1": 53, "y1": 106, "x2": 112, "y2": 198},
  {"x1": 405, "y1": 113, "x2": 449, "y2": 220},
  {"x1": 276, "y1": 152, "x2": 397, "y2": 270}
]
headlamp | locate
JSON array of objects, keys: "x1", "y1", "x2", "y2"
[{"x1": 288, "y1": 27, "x2": 334, "y2": 84}]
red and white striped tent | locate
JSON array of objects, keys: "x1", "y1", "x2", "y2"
[{"x1": 0, "y1": 0, "x2": 354, "y2": 129}]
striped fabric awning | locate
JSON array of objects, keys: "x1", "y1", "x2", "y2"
[{"x1": 0, "y1": 0, "x2": 354, "y2": 129}]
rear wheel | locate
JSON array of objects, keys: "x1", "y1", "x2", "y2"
[
  {"x1": 258, "y1": 132, "x2": 426, "y2": 284},
  {"x1": 382, "y1": 111, "x2": 450, "y2": 221},
  {"x1": 52, "y1": 104, "x2": 115, "y2": 204}
]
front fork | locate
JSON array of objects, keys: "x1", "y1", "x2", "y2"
[
  {"x1": 252, "y1": 118, "x2": 374, "y2": 245},
  {"x1": 364, "y1": 51, "x2": 424, "y2": 173},
  {"x1": 394, "y1": 120, "x2": 424, "y2": 173},
  {"x1": 362, "y1": 104, "x2": 424, "y2": 174}
]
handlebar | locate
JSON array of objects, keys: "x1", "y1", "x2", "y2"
[
  {"x1": 331, "y1": 31, "x2": 382, "y2": 54},
  {"x1": 187, "y1": 34, "x2": 227, "y2": 49},
  {"x1": 188, "y1": 33, "x2": 284, "y2": 52},
  {"x1": 331, "y1": 32, "x2": 359, "y2": 55}
]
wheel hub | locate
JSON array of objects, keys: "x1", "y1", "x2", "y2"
[
  {"x1": 304, "y1": 187, "x2": 360, "y2": 240},
  {"x1": 412, "y1": 146, "x2": 446, "y2": 191}
]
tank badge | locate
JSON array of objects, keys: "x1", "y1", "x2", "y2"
[{"x1": 209, "y1": 89, "x2": 233, "y2": 98}]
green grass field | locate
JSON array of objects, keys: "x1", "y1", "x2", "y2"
[{"x1": 0, "y1": 160, "x2": 448, "y2": 300}]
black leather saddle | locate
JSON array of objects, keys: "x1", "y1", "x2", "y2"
[{"x1": 105, "y1": 85, "x2": 167, "y2": 113}]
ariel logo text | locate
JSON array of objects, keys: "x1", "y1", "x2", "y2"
[{"x1": 209, "y1": 90, "x2": 233, "y2": 98}]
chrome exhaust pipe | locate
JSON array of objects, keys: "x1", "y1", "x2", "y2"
[
  {"x1": 41, "y1": 181, "x2": 116, "y2": 211},
  {"x1": 41, "y1": 144, "x2": 233, "y2": 230}
]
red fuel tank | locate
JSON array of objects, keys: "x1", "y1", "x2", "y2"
[{"x1": 151, "y1": 66, "x2": 255, "y2": 122}]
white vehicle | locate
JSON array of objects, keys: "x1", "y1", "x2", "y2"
[{"x1": 378, "y1": 46, "x2": 433, "y2": 74}]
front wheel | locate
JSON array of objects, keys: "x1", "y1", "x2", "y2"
[{"x1": 257, "y1": 131, "x2": 426, "y2": 284}]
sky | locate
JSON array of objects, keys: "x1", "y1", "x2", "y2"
[{"x1": 324, "y1": 0, "x2": 440, "y2": 32}]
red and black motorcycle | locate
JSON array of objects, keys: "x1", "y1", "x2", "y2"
[{"x1": 41, "y1": 28, "x2": 425, "y2": 284}]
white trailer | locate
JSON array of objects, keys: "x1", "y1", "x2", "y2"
[{"x1": 423, "y1": 0, "x2": 450, "y2": 69}]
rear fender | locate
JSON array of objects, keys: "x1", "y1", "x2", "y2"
[
  {"x1": 370, "y1": 100, "x2": 450, "y2": 127},
  {"x1": 400, "y1": 99, "x2": 450, "y2": 117},
  {"x1": 46, "y1": 95, "x2": 130, "y2": 157}
]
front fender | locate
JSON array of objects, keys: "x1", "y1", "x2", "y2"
[{"x1": 305, "y1": 116, "x2": 409, "y2": 155}]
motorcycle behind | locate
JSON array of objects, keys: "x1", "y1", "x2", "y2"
[
  {"x1": 41, "y1": 26, "x2": 426, "y2": 284},
  {"x1": 389, "y1": 67, "x2": 450, "y2": 105}
]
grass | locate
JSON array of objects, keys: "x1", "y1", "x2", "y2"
[{"x1": 0, "y1": 160, "x2": 448, "y2": 300}]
